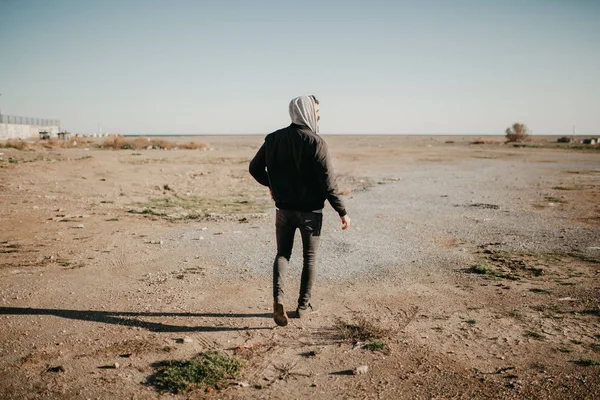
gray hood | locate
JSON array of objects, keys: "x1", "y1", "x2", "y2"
[{"x1": 289, "y1": 95, "x2": 318, "y2": 134}]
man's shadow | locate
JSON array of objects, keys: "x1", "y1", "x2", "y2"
[{"x1": 0, "y1": 307, "x2": 273, "y2": 333}]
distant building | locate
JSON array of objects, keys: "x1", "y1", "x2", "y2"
[{"x1": 0, "y1": 114, "x2": 60, "y2": 140}]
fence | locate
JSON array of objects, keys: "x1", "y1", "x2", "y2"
[{"x1": 0, "y1": 114, "x2": 60, "y2": 126}]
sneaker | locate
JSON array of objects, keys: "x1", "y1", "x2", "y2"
[
  {"x1": 296, "y1": 303, "x2": 318, "y2": 319},
  {"x1": 273, "y1": 302, "x2": 288, "y2": 327}
]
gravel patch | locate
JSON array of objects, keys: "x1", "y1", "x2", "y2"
[{"x1": 166, "y1": 156, "x2": 598, "y2": 284}]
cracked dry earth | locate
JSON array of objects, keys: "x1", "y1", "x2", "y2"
[{"x1": 0, "y1": 135, "x2": 599, "y2": 399}]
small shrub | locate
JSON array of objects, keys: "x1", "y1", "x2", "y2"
[
  {"x1": 149, "y1": 351, "x2": 243, "y2": 394},
  {"x1": 509, "y1": 311, "x2": 522, "y2": 319},
  {"x1": 505, "y1": 122, "x2": 530, "y2": 142},
  {"x1": 363, "y1": 339, "x2": 386, "y2": 352},
  {"x1": 103, "y1": 136, "x2": 157, "y2": 150},
  {"x1": 468, "y1": 263, "x2": 495, "y2": 275},
  {"x1": 128, "y1": 208, "x2": 167, "y2": 217},
  {"x1": 149, "y1": 139, "x2": 177, "y2": 150},
  {"x1": 574, "y1": 359, "x2": 599, "y2": 367}
]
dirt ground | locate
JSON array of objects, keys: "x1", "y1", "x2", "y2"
[{"x1": 0, "y1": 135, "x2": 598, "y2": 399}]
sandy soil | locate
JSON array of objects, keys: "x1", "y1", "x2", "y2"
[{"x1": 0, "y1": 135, "x2": 598, "y2": 399}]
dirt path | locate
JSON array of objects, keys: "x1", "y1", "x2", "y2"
[{"x1": 0, "y1": 136, "x2": 598, "y2": 399}]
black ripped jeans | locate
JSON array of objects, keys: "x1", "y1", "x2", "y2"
[{"x1": 273, "y1": 209, "x2": 322, "y2": 308}]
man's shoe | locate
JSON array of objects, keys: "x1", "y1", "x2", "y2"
[
  {"x1": 296, "y1": 303, "x2": 318, "y2": 319},
  {"x1": 273, "y1": 302, "x2": 288, "y2": 327}
]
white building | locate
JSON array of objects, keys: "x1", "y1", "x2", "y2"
[{"x1": 0, "y1": 114, "x2": 60, "y2": 140}]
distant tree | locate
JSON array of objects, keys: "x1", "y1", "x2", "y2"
[{"x1": 505, "y1": 122, "x2": 530, "y2": 142}]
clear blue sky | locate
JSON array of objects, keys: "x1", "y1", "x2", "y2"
[{"x1": 1, "y1": 0, "x2": 599, "y2": 135}]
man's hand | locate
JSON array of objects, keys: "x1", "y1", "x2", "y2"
[{"x1": 341, "y1": 215, "x2": 351, "y2": 230}]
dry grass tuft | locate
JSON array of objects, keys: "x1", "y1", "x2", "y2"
[
  {"x1": 102, "y1": 137, "x2": 142, "y2": 150},
  {"x1": 40, "y1": 139, "x2": 60, "y2": 149},
  {"x1": 150, "y1": 138, "x2": 176, "y2": 150},
  {"x1": 101, "y1": 136, "x2": 208, "y2": 151},
  {"x1": 1, "y1": 140, "x2": 30, "y2": 150},
  {"x1": 181, "y1": 141, "x2": 210, "y2": 150},
  {"x1": 67, "y1": 137, "x2": 95, "y2": 147},
  {"x1": 335, "y1": 316, "x2": 390, "y2": 343}
]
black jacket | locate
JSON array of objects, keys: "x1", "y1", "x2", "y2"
[{"x1": 249, "y1": 124, "x2": 347, "y2": 217}]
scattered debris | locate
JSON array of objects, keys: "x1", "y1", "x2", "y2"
[
  {"x1": 558, "y1": 297, "x2": 577, "y2": 302},
  {"x1": 234, "y1": 343, "x2": 260, "y2": 350},
  {"x1": 354, "y1": 365, "x2": 369, "y2": 375},
  {"x1": 98, "y1": 363, "x2": 120, "y2": 369}
]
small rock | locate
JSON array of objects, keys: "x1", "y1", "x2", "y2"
[
  {"x1": 236, "y1": 381, "x2": 250, "y2": 388},
  {"x1": 113, "y1": 362, "x2": 120, "y2": 369},
  {"x1": 46, "y1": 365, "x2": 65, "y2": 373},
  {"x1": 76, "y1": 224, "x2": 84, "y2": 229},
  {"x1": 176, "y1": 336, "x2": 193, "y2": 344},
  {"x1": 354, "y1": 365, "x2": 369, "y2": 375}
]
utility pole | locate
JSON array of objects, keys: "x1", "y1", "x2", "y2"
[{"x1": 572, "y1": 125, "x2": 575, "y2": 141}]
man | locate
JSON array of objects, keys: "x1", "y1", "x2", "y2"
[{"x1": 249, "y1": 95, "x2": 351, "y2": 327}]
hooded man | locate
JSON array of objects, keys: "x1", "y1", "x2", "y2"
[{"x1": 249, "y1": 95, "x2": 351, "y2": 327}]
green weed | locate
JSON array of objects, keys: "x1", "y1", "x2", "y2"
[
  {"x1": 529, "y1": 288, "x2": 552, "y2": 294},
  {"x1": 574, "y1": 359, "x2": 599, "y2": 367},
  {"x1": 149, "y1": 351, "x2": 243, "y2": 394},
  {"x1": 363, "y1": 340, "x2": 386, "y2": 352}
]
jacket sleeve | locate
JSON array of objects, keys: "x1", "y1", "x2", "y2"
[
  {"x1": 313, "y1": 139, "x2": 347, "y2": 217},
  {"x1": 249, "y1": 142, "x2": 270, "y2": 187}
]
